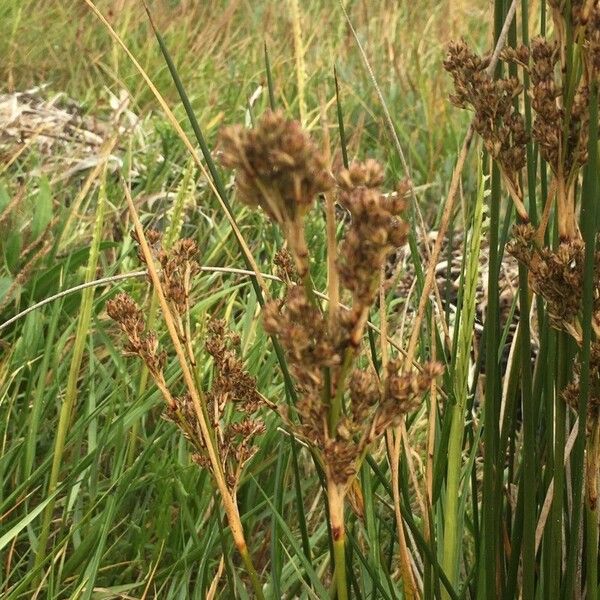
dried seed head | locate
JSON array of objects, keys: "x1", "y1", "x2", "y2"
[
  {"x1": 273, "y1": 248, "x2": 299, "y2": 284},
  {"x1": 349, "y1": 368, "x2": 381, "y2": 423},
  {"x1": 106, "y1": 292, "x2": 167, "y2": 378},
  {"x1": 385, "y1": 360, "x2": 444, "y2": 415},
  {"x1": 507, "y1": 223, "x2": 537, "y2": 264},
  {"x1": 338, "y1": 158, "x2": 385, "y2": 190},
  {"x1": 337, "y1": 162, "x2": 410, "y2": 313},
  {"x1": 131, "y1": 228, "x2": 162, "y2": 264},
  {"x1": 205, "y1": 318, "x2": 263, "y2": 414},
  {"x1": 324, "y1": 438, "x2": 360, "y2": 485},
  {"x1": 528, "y1": 36, "x2": 590, "y2": 177},
  {"x1": 585, "y1": 5, "x2": 600, "y2": 79},
  {"x1": 444, "y1": 40, "x2": 529, "y2": 211},
  {"x1": 563, "y1": 341, "x2": 600, "y2": 435},
  {"x1": 106, "y1": 292, "x2": 145, "y2": 338},
  {"x1": 219, "y1": 110, "x2": 333, "y2": 221},
  {"x1": 219, "y1": 110, "x2": 333, "y2": 277},
  {"x1": 263, "y1": 285, "x2": 339, "y2": 394},
  {"x1": 509, "y1": 230, "x2": 586, "y2": 333}
]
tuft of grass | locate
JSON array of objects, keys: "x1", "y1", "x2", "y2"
[{"x1": 3, "y1": 1, "x2": 600, "y2": 598}]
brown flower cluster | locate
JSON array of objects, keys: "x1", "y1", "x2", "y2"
[
  {"x1": 509, "y1": 224, "x2": 600, "y2": 346},
  {"x1": 158, "y1": 239, "x2": 201, "y2": 314},
  {"x1": 205, "y1": 319, "x2": 263, "y2": 416},
  {"x1": 192, "y1": 319, "x2": 265, "y2": 490},
  {"x1": 220, "y1": 111, "x2": 442, "y2": 490},
  {"x1": 321, "y1": 361, "x2": 444, "y2": 485},
  {"x1": 562, "y1": 339, "x2": 600, "y2": 510},
  {"x1": 444, "y1": 40, "x2": 529, "y2": 220},
  {"x1": 262, "y1": 284, "x2": 442, "y2": 485},
  {"x1": 508, "y1": 224, "x2": 586, "y2": 338},
  {"x1": 132, "y1": 230, "x2": 200, "y2": 316},
  {"x1": 107, "y1": 292, "x2": 168, "y2": 394},
  {"x1": 273, "y1": 248, "x2": 299, "y2": 285},
  {"x1": 220, "y1": 110, "x2": 333, "y2": 277},
  {"x1": 526, "y1": 37, "x2": 588, "y2": 180},
  {"x1": 585, "y1": 5, "x2": 600, "y2": 79},
  {"x1": 263, "y1": 285, "x2": 338, "y2": 443},
  {"x1": 337, "y1": 162, "x2": 411, "y2": 343},
  {"x1": 264, "y1": 286, "x2": 443, "y2": 487},
  {"x1": 445, "y1": 19, "x2": 600, "y2": 239},
  {"x1": 563, "y1": 341, "x2": 600, "y2": 430},
  {"x1": 108, "y1": 233, "x2": 265, "y2": 492}
]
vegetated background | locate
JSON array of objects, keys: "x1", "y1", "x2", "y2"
[{"x1": 0, "y1": 1, "x2": 489, "y2": 598}]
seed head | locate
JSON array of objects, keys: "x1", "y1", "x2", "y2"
[
  {"x1": 219, "y1": 110, "x2": 333, "y2": 221},
  {"x1": 337, "y1": 163, "x2": 410, "y2": 312}
]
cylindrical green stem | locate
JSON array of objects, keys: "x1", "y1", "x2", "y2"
[
  {"x1": 35, "y1": 176, "x2": 108, "y2": 575},
  {"x1": 329, "y1": 348, "x2": 354, "y2": 434},
  {"x1": 549, "y1": 333, "x2": 568, "y2": 598},
  {"x1": 585, "y1": 419, "x2": 599, "y2": 600},
  {"x1": 518, "y1": 263, "x2": 535, "y2": 600},
  {"x1": 585, "y1": 500, "x2": 599, "y2": 600},
  {"x1": 441, "y1": 403, "x2": 465, "y2": 594},
  {"x1": 239, "y1": 542, "x2": 266, "y2": 600},
  {"x1": 442, "y1": 155, "x2": 485, "y2": 594}
]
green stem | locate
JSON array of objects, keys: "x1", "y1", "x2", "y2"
[
  {"x1": 585, "y1": 420, "x2": 599, "y2": 600},
  {"x1": 551, "y1": 333, "x2": 569, "y2": 597},
  {"x1": 518, "y1": 263, "x2": 535, "y2": 599},
  {"x1": 239, "y1": 544, "x2": 265, "y2": 600},
  {"x1": 565, "y1": 76, "x2": 599, "y2": 599},
  {"x1": 585, "y1": 503, "x2": 599, "y2": 600},
  {"x1": 482, "y1": 160, "x2": 502, "y2": 599},
  {"x1": 329, "y1": 348, "x2": 354, "y2": 434},
  {"x1": 441, "y1": 402, "x2": 465, "y2": 594},
  {"x1": 480, "y1": 3, "x2": 506, "y2": 595},
  {"x1": 35, "y1": 175, "x2": 108, "y2": 574},
  {"x1": 442, "y1": 158, "x2": 485, "y2": 594}
]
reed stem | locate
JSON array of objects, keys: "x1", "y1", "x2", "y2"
[{"x1": 327, "y1": 482, "x2": 348, "y2": 600}]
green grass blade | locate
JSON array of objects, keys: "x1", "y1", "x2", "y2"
[
  {"x1": 35, "y1": 172, "x2": 108, "y2": 574},
  {"x1": 264, "y1": 41, "x2": 276, "y2": 111},
  {"x1": 564, "y1": 73, "x2": 599, "y2": 600}
]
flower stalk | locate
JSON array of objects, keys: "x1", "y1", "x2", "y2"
[
  {"x1": 219, "y1": 110, "x2": 442, "y2": 597},
  {"x1": 110, "y1": 185, "x2": 266, "y2": 600}
]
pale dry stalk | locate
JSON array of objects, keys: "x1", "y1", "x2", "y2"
[{"x1": 121, "y1": 183, "x2": 261, "y2": 593}]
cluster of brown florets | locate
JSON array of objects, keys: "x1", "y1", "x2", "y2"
[
  {"x1": 444, "y1": 40, "x2": 529, "y2": 220},
  {"x1": 508, "y1": 224, "x2": 588, "y2": 339},
  {"x1": 506, "y1": 36, "x2": 589, "y2": 192},
  {"x1": 563, "y1": 341, "x2": 600, "y2": 428},
  {"x1": 446, "y1": 8, "x2": 600, "y2": 349},
  {"x1": 263, "y1": 285, "x2": 338, "y2": 394},
  {"x1": 509, "y1": 225, "x2": 600, "y2": 373},
  {"x1": 132, "y1": 230, "x2": 200, "y2": 316},
  {"x1": 195, "y1": 319, "x2": 265, "y2": 490},
  {"x1": 107, "y1": 292, "x2": 169, "y2": 396},
  {"x1": 158, "y1": 239, "x2": 201, "y2": 314},
  {"x1": 262, "y1": 282, "x2": 442, "y2": 485},
  {"x1": 108, "y1": 234, "x2": 265, "y2": 492},
  {"x1": 219, "y1": 110, "x2": 333, "y2": 277},
  {"x1": 563, "y1": 339, "x2": 600, "y2": 509},
  {"x1": 445, "y1": 13, "x2": 600, "y2": 239},
  {"x1": 585, "y1": 5, "x2": 600, "y2": 79},
  {"x1": 337, "y1": 163, "x2": 411, "y2": 343},
  {"x1": 273, "y1": 248, "x2": 299, "y2": 285},
  {"x1": 324, "y1": 361, "x2": 444, "y2": 485},
  {"x1": 220, "y1": 112, "x2": 442, "y2": 490}
]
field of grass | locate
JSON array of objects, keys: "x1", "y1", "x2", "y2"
[{"x1": 2, "y1": 1, "x2": 600, "y2": 599}]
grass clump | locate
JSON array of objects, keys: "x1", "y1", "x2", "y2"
[{"x1": 3, "y1": 1, "x2": 600, "y2": 598}]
